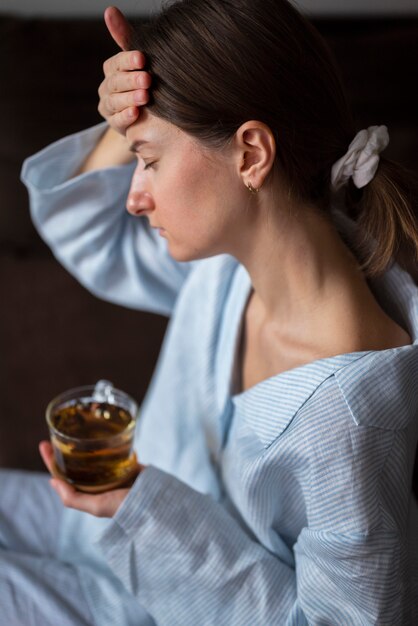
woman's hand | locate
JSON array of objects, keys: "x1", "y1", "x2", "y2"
[
  {"x1": 98, "y1": 6, "x2": 152, "y2": 135},
  {"x1": 39, "y1": 441, "x2": 143, "y2": 518}
]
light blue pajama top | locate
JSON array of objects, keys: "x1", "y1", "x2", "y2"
[{"x1": 21, "y1": 123, "x2": 418, "y2": 625}]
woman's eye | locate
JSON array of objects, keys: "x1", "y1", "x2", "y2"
[{"x1": 143, "y1": 161, "x2": 156, "y2": 170}]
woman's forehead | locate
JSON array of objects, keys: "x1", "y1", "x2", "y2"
[{"x1": 126, "y1": 109, "x2": 186, "y2": 148}]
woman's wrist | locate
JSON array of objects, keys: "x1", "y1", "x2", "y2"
[{"x1": 74, "y1": 126, "x2": 135, "y2": 177}]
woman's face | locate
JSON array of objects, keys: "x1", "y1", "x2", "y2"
[{"x1": 125, "y1": 109, "x2": 247, "y2": 262}]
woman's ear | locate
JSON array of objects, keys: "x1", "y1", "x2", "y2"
[{"x1": 236, "y1": 121, "x2": 276, "y2": 190}]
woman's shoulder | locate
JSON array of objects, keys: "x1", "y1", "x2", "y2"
[{"x1": 313, "y1": 342, "x2": 418, "y2": 432}]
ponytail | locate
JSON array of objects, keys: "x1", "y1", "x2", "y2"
[{"x1": 348, "y1": 159, "x2": 418, "y2": 283}]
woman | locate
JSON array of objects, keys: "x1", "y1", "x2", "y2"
[{"x1": 9, "y1": 1, "x2": 418, "y2": 623}]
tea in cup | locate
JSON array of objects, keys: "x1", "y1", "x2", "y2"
[{"x1": 46, "y1": 380, "x2": 138, "y2": 493}]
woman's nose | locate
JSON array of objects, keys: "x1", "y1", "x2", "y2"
[
  {"x1": 126, "y1": 167, "x2": 155, "y2": 216},
  {"x1": 126, "y1": 191, "x2": 154, "y2": 216}
]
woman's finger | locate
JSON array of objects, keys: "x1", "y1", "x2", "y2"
[
  {"x1": 104, "y1": 6, "x2": 136, "y2": 51},
  {"x1": 50, "y1": 479, "x2": 131, "y2": 517},
  {"x1": 99, "y1": 89, "x2": 149, "y2": 119},
  {"x1": 109, "y1": 107, "x2": 141, "y2": 133},
  {"x1": 40, "y1": 439, "x2": 144, "y2": 516},
  {"x1": 39, "y1": 440, "x2": 55, "y2": 475},
  {"x1": 99, "y1": 69, "x2": 151, "y2": 97},
  {"x1": 103, "y1": 50, "x2": 145, "y2": 77},
  {"x1": 99, "y1": 10, "x2": 151, "y2": 135}
]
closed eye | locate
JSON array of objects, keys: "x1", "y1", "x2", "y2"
[{"x1": 143, "y1": 161, "x2": 156, "y2": 170}]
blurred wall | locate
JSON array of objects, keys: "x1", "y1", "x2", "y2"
[{"x1": 1, "y1": 0, "x2": 418, "y2": 17}]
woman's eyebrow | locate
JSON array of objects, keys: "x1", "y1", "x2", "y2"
[{"x1": 129, "y1": 140, "x2": 152, "y2": 153}]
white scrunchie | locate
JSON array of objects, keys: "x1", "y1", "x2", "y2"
[{"x1": 331, "y1": 125, "x2": 390, "y2": 191}]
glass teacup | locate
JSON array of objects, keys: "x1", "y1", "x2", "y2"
[{"x1": 46, "y1": 380, "x2": 138, "y2": 493}]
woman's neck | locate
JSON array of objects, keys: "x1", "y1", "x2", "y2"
[{"x1": 233, "y1": 198, "x2": 410, "y2": 355}]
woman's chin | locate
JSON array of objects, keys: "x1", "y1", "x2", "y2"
[
  {"x1": 168, "y1": 243, "x2": 212, "y2": 264},
  {"x1": 170, "y1": 249, "x2": 201, "y2": 263}
]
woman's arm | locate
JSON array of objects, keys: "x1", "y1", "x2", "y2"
[
  {"x1": 74, "y1": 126, "x2": 135, "y2": 176},
  {"x1": 20, "y1": 8, "x2": 192, "y2": 316},
  {"x1": 98, "y1": 466, "x2": 299, "y2": 625},
  {"x1": 76, "y1": 8, "x2": 153, "y2": 175},
  {"x1": 42, "y1": 448, "x2": 406, "y2": 624},
  {"x1": 41, "y1": 355, "x2": 414, "y2": 623},
  {"x1": 95, "y1": 464, "x2": 405, "y2": 625},
  {"x1": 21, "y1": 125, "x2": 192, "y2": 316},
  {"x1": 92, "y1": 366, "x2": 412, "y2": 625}
]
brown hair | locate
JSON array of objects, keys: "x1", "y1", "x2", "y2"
[{"x1": 132, "y1": 0, "x2": 418, "y2": 281}]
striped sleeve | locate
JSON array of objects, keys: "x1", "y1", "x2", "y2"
[
  {"x1": 97, "y1": 466, "x2": 299, "y2": 625},
  {"x1": 97, "y1": 459, "x2": 407, "y2": 625},
  {"x1": 20, "y1": 123, "x2": 193, "y2": 316}
]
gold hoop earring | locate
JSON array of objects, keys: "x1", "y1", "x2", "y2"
[{"x1": 246, "y1": 182, "x2": 260, "y2": 194}]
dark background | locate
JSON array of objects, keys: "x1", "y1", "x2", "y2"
[{"x1": 0, "y1": 14, "x2": 417, "y2": 471}]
